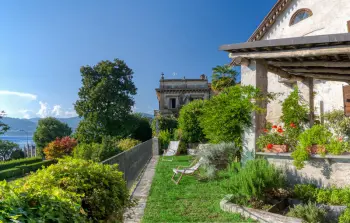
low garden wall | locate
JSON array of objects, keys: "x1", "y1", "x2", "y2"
[
  {"x1": 257, "y1": 152, "x2": 350, "y2": 188},
  {"x1": 102, "y1": 138, "x2": 154, "y2": 189}
]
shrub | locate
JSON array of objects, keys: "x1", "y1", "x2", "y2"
[
  {"x1": 151, "y1": 115, "x2": 178, "y2": 136},
  {"x1": 0, "y1": 157, "x2": 42, "y2": 171},
  {"x1": 339, "y1": 208, "x2": 350, "y2": 223},
  {"x1": 178, "y1": 100, "x2": 206, "y2": 143},
  {"x1": 33, "y1": 117, "x2": 72, "y2": 157},
  {"x1": 129, "y1": 113, "x2": 153, "y2": 142},
  {"x1": 198, "y1": 142, "x2": 239, "y2": 179},
  {"x1": 316, "y1": 187, "x2": 350, "y2": 205},
  {"x1": 74, "y1": 136, "x2": 120, "y2": 162},
  {"x1": 17, "y1": 160, "x2": 55, "y2": 174},
  {"x1": 177, "y1": 140, "x2": 188, "y2": 155},
  {"x1": 323, "y1": 109, "x2": 350, "y2": 139},
  {"x1": 287, "y1": 202, "x2": 326, "y2": 223},
  {"x1": 117, "y1": 138, "x2": 141, "y2": 151},
  {"x1": 228, "y1": 159, "x2": 285, "y2": 201},
  {"x1": 293, "y1": 184, "x2": 318, "y2": 202},
  {"x1": 158, "y1": 130, "x2": 172, "y2": 152},
  {"x1": 0, "y1": 168, "x2": 22, "y2": 180},
  {"x1": 173, "y1": 128, "x2": 183, "y2": 141},
  {"x1": 25, "y1": 157, "x2": 131, "y2": 221},
  {"x1": 292, "y1": 125, "x2": 332, "y2": 169},
  {"x1": 199, "y1": 86, "x2": 269, "y2": 146},
  {"x1": 0, "y1": 181, "x2": 86, "y2": 222},
  {"x1": 10, "y1": 149, "x2": 25, "y2": 160},
  {"x1": 43, "y1": 136, "x2": 78, "y2": 160}
]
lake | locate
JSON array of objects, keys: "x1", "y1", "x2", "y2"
[{"x1": 0, "y1": 136, "x2": 35, "y2": 148}]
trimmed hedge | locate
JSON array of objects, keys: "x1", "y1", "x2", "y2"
[
  {"x1": 0, "y1": 157, "x2": 42, "y2": 171},
  {"x1": 0, "y1": 160, "x2": 55, "y2": 180}
]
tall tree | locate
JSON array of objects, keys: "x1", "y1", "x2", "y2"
[
  {"x1": 74, "y1": 59, "x2": 137, "y2": 143},
  {"x1": 33, "y1": 117, "x2": 72, "y2": 157},
  {"x1": 211, "y1": 65, "x2": 238, "y2": 92},
  {"x1": 0, "y1": 110, "x2": 9, "y2": 135}
]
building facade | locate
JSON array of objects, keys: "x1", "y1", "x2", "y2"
[{"x1": 155, "y1": 74, "x2": 212, "y2": 116}]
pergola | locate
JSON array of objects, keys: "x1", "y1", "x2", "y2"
[{"x1": 219, "y1": 33, "x2": 350, "y2": 161}]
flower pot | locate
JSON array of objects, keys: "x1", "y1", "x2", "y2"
[
  {"x1": 307, "y1": 145, "x2": 326, "y2": 154},
  {"x1": 264, "y1": 145, "x2": 288, "y2": 153}
]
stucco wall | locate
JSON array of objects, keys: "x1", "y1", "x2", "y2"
[
  {"x1": 245, "y1": 0, "x2": 350, "y2": 123},
  {"x1": 257, "y1": 152, "x2": 350, "y2": 188}
]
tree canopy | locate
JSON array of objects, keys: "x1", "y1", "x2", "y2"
[
  {"x1": 74, "y1": 59, "x2": 137, "y2": 143},
  {"x1": 0, "y1": 111, "x2": 9, "y2": 135},
  {"x1": 33, "y1": 117, "x2": 72, "y2": 157},
  {"x1": 211, "y1": 65, "x2": 238, "y2": 92}
]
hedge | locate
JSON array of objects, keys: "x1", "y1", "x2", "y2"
[
  {"x1": 0, "y1": 160, "x2": 55, "y2": 180},
  {"x1": 0, "y1": 157, "x2": 43, "y2": 171}
]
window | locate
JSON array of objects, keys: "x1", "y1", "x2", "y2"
[
  {"x1": 169, "y1": 98, "x2": 176, "y2": 109},
  {"x1": 289, "y1": 8, "x2": 313, "y2": 26}
]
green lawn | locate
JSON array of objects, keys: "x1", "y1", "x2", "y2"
[{"x1": 142, "y1": 156, "x2": 253, "y2": 222}]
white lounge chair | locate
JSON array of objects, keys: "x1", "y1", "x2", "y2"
[
  {"x1": 161, "y1": 141, "x2": 179, "y2": 161},
  {"x1": 171, "y1": 158, "x2": 203, "y2": 184}
]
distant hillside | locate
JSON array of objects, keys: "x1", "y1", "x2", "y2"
[
  {"x1": 2, "y1": 113, "x2": 152, "y2": 136},
  {"x1": 2, "y1": 117, "x2": 81, "y2": 136}
]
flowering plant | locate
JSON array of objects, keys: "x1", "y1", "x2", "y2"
[{"x1": 256, "y1": 125, "x2": 286, "y2": 151}]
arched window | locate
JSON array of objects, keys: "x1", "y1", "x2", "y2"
[{"x1": 289, "y1": 8, "x2": 313, "y2": 26}]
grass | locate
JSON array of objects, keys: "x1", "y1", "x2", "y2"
[{"x1": 142, "y1": 156, "x2": 253, "y2": 222}]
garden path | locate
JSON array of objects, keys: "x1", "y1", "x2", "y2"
[{"x1": 123, "y1": 155, "x2": 159, "y2": 223}]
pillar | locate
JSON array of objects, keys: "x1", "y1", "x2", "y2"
[
  {"x1": 297, "y1": 77, "x2": 314, "y2": 127},
  {"x1": 241, "y1": 59, "x2": 268, "y2": 164}
]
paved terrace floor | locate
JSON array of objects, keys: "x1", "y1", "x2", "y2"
[{"x1": 124, "y1": 156, "x2": 159, "y2": 223}]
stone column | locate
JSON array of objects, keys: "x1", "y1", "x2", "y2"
[
  {"x1": 297, "y1": 77, "x2": 314, "y2": 127},
  {"x1": 241, "y1": 59, "x2": 268, "y2": 164},
  {"x1": 152, "y1": 137, "x2": 160, "y2": 156}
]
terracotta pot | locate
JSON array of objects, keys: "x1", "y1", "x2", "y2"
[
  {"x1": 264, "y1": 145, "x2": 288, "y2": 153},
  {"x1": 307, "y1": 145, "x2": 326, "y2": 154}
]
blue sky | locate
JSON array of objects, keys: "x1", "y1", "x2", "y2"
[{"x1": 0, "y1": 0, "x2": 276, "y2": 118}]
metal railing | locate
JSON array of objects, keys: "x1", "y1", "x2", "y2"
[{"x1": 101, "y1": 139, "x2": 153, "y2": 189}]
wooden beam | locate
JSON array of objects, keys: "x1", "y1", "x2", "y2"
[
  {"x1": 267, "y1": 66, "x2": 304, "y2": 81},
  {"x1": 286, "y1": 68, "x2": 350, "y2": 75},
  {"x1": 334, "y1": 55, "x2": 341, "y2": 61},
  {"x1": 268, "y1": 61, "x2": 350, "y2": 68},
  {"x1": 290, "y1": 73, "x2": 350, "y2": 81},
  {"x1": 229, "y1": 45, "x2": 350, "y2": 59}
]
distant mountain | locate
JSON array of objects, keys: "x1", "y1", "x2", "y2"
[
  {"x1": 2, "y1": 117, "x2": 81, "y2": 136},
  {"x1": 139, "y1": 113, "x2": 154, "y2": 119}
]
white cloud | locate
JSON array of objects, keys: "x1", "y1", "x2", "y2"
[
  {"x1": 36, "y1": 101, "x2": 49, "y2": 118},
  {"x1": 64, "y1": 110, "x2": 78, "y2": 118},
  {"x1": 0, "y1": 90, "x2": 37, "y2": 100},
  {"x1": 51, "y1": 105, "x2": 62, "y2": 116},
  {"x1": 19, "y1": 109, "x2": 33, "y2": 119}
]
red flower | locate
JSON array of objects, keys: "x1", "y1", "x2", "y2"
[
  {"x1": 277, "y1": 127, "x2": 284, "y2": 133},
  {"x1": 290, "y1": 123, "x2": 296, "y2": 128},
  {"x1": 263, "y1": 129, "x2": 268, "y2": 133},
  {"x1": 272, "y1": 125, "x2": 277, "y2": 129},
  {"x1": 267, "y1": 144, "x2": 273, "y2": 149},
  {"x1": 339, "y1": 137, "x2": 343, "y2": 142}
]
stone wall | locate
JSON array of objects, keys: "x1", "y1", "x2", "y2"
[{"x1": 257, "y1": 152, "x2": 350, "y2": 188}]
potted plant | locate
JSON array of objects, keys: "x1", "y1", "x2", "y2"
[{"x1": 257, "y1": 125, "x2": 288, "y2": 153}]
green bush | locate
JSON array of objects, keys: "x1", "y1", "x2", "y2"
[
  {"x1": 74, "y1": 136, "x2": 120, "y2": 162},
  {"x1": 177, "y1": 140, "x2": 188, "y2": 155},
  {"x1": 0, "y1": 157, "x2": 42, "y2": 171},
  {"x1": 129, "y1": 113, "x2": 153, "y2": 142},
  {"x1": 178, "y1": 100, "x2": 206, "y2": 143},
  {"x1": 0, "y1": 168, "x2": 22, "y2": 180},
  {"x1": 228, "y1": 159, "x2": 285, "y2": 201},
  {"x1": 198, "y1": 142, "x2": 239, "y2": 179},
  {"x1": 117, "y1": 138, "x2": 141, "y2": 151},
  {"x1": 292, "y1": 125, "x2": 332, "y2": 169},
  {"x1": 199, "y1": 86, "x2": 268, "y2": 146},
  {"x1": 151, "y1": 115, "x2": 178, "y2": 136},
  {"x1": 0, "y1": 181, "x2": 86, "y2": 222},
  {"x1": 293, "y1": 184, "x2": 318, "y2": 202},
  {"x1": 158, "y1": 130, "x2": 172, "y2": 152},
  {"x1": 25, "y1": 157, "x2": 131, "y2": 221},
  {"x1": 17, "y1": 160, "x2": 55, "y2": 174},
  {"x1": 339, "y1": 208, "x2": 350, "y2": 223},
  {"x1": 323, "y1": 109, "x2": 350, "y2": 139},
  {"x1": 287, "y1": 202, "x2": 326, "y2": 223}
]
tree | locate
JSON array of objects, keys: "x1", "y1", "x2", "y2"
[
  {"x1": 74, "y1": 59, "x2": 137, "y2": 143},
  {"x1": 151, "y1": 115, "x2": 178, "y2": 136},
  {"x1": 0, "y1": 110, "x2": 9, "y2": 135},
  {"x1": 43, "y1": 136, "x2": 78, "y2": 160},
  {"x1": 211, "y1": 65, "x2": 238, "y2": 92},
  {"x1": 33, "y1": 117, "x2": 72, "y2": 157},
  {"x1": 129, "y1": 113, "x2": 152, "y2": 142},
  {"x1": 0, "y1": 140, "x2": 18, "y2": 161},
  {"x1": 199, "y1": 86, "x2": 265, "y2": 146},
  {"x1": 178, "y1": 100, "x2": 206, "y2": 143}
]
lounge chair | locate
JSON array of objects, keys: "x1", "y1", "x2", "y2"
[
  {"x1": 171, "y1": 158, "x2": 202, "y2": 184},
  {"x1": 161, "y1": 141, "x2": 180, "y2": 161}
]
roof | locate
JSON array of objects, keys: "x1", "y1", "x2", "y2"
[{"x1": 248, "y1": 0, "x2": 293, "y2": 42}]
